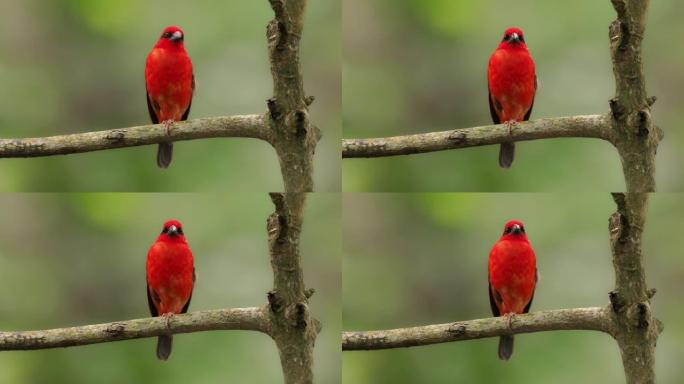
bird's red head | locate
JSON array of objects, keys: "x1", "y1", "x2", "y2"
[
  {"x1": 501, "y1": 220, "x2": 527, "y2": 239},
  {"x1": 155, "y1": 26, "x2": 186, "y2": 49},
  {"x1": 499, "y1": 27, "x2": 527, "y2": 49},
  {"x1": 159, "y1": 219, "x2": 186, "y2": 241}
]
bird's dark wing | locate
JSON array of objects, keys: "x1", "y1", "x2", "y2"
[
  {"x1": 488, "y1": 90, "x2": 502, "y2": 125},
  {"x1": 181, "y1": 267, "x2": 196, "y2": 314},
  {"x1": 523, "y1": 75, "x2": 538, "y2": 121},
  {"x1": 180, "y1": 74, "x2": 195, "y2": 122},
  {"x1": 489, "y1": 281, "x2": 503, "y2": 317},
  {"x1": 147, "y1": 284, "x2": 159, "y2": 317},
  {"x1": 523, "y1": 268, "x2": 538, "y2": 314},
  {"x1": 146, "y1": 90, "x2": 160, "y2": 124}
]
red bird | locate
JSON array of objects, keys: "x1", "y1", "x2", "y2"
[
  {"x1": 145, "y1": 26, "x2": 195, "y2": 169},
  {"x1": 146, "y1": 220, "x2": 195, "y2": 360},
  {"x1": 487, "y1": 27, "x2": 537, "y2": 168},
  {"x1": 488, "y1": 220, "x2": 537, "y2": 360}
]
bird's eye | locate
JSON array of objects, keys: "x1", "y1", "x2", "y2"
[
  {"x1": 503, "y1": 34, "x2": 510, "y2": 41},
  {"x1": 178, "y1": 228, "x2": 184, "y2": 235},
  {"x1": 162, "y1": 32, "x2": 172, "y2": 39},
  {"x1": 161, "y1": 227, "x2": 168, "y2": 234},
  {"x1": 504, "y1": 227, "x2": 511, "y2": 234}
]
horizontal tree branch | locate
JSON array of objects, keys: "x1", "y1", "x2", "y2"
[
  {"x1": 0, "y1": 115, "x2": 271, "y2": 158},
  {"x1": 0, "y1": 307, "x2": 270, "y2": 351},
  {"x1": 342, "y1": 114, "x2": 613, "y2": 158},
  {"x1": 342, "y1": 307, "x2": 611, "y2": 351}
]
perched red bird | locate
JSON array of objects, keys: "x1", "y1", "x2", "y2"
[
  {"x1": 488, "y1": 220, "x2": 537, "y2": 360},
  {"x1": 487, "y1": 27, "x2": 537, "y2": 168},
  {"x1": 146, "y1": 220, "x2": 195, "y2": 360},
  {"x1": 145, "y1": 26, "x2": 195, "y2": 168}
]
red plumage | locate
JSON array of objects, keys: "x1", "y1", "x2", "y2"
[
  {"x1": 146, "y1": 219, "x2": 195, "y2": 361},
  {"x1": 145, "y1": 26, "x2": 195, "y2": 169},
  {"x1": 487, "y1": 27, "x2": 537, "y2": 168},
  {"x1": 488, "y1": 220, "x2": 537, "y2": 360}
]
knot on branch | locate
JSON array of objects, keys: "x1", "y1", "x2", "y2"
[
  {"x1": 447, "y1": 131, "x2": 467, "y2": 145},
  {"x1": 267, "y1": 97, "x2": 283, "y2": 121},
  {"x1": 294, "y1": 302, "x2": 309, "y2": 329},
  {"x1": 609, "y1": 289, "x2": 627, "y2": 313},
  {"x1": 636, "y1": 109, "x2": 651, "y2": 137},
  {"x1": 105, "y1": 323, "x2": 126, "y2": 337},
  {"x1": 609, "y1": 98, "x2": 627, "y2": 121},
  {"x1": 447, "y1": 323, "x2": 466, "y2": 336},
  {"x1": 268, "y1": 290, "x2": 284, "y2": 313},
  {"x1": 304, "y1": 288, "x2": 315, "y2": 299},
  {"x1": 105, "y1": 130, "x2": 126, "y2": 144},
  {"x1": 292, "y1": 109, "x2": 310, "y2": 138},
  {"x1": 626, "y1": 302, "x2": 652, "y2": 329}
]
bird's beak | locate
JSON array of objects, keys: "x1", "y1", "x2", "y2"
[
  {"x1": 511, "y1": 224, "x2": 522, "y2": 235},
  {"x1": 510, "y1": 32, "x2": 520, "y2": 43},
  {"x1": 167, "y1": 225, "x2": 179, "y2": 236},
  {"x1": 170, "y1": 31, "x2": 183, "y2": 42}
]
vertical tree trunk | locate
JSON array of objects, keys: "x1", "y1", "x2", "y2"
[{"x1": 267, "y1": 193, "x2": 320, "y2": 384}]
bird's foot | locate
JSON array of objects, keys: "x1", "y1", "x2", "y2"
[
  {"x1": 504, "y1": 120, "x2": 519, "y2": 138},
  {"x1": 503, "y1": 313, "x2": 516, "y2": 332},
  {"x1": 161, "y1": 120, "x2": 175, "y2": 137},
  {"x1": 161, "y1": 312, "x2": 174, "y2": 329}
]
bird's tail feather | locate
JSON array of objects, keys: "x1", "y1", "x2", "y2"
[
  {"x1": 499, "y1": 143, "x2": 515, "y2": 168},
  {"x1": 498, "y1": 335, "x2": 514, "y2": 360},
  {"x1": 157, "y1": 143, "x2": 173, "y2": 169},
  {"x1": 156, "y1": 335, "x2": 173, "y2": 361}
]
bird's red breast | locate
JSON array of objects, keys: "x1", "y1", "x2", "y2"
[
  {"x1": 145, "y1": 26, "x2": 194, "y2": 122},
  {"x1": 146, "y1": 220, "x2": 194, "y2": 315},
  {"x1": 488, "y1": 220, "x2": 537, "y2": 315},
  {"x1": 487, "y1": 28, "x2": 536, "y2": 123}
]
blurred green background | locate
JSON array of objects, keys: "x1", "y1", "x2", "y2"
[
  {"x1": 0, "y1": 0, "x2": 340, "y2": 191},
  {"x1": 342, "y1": 0, "x2": 683, "y2": 191},
  {"x1": 343, "y1": 194, "x2": 683, "y2": 383},
  {"x1": 0, "y1": 193, "x2": 341, "y2": 383}
]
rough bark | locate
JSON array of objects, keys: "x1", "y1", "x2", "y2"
[
  {"x1": 267, "y1": 0, "x2": 320, "y2": 193},
  {"x1": 0, "y1": 115, "x2": 270, "y2": 158},
  {"x1": 0, "y1": 308, "x2": 269, "y2": 350},
  {"x1": 607, "y1": 193, "x2": 662, "y2": 384},
  {"x1": 342, "y1": 115, "x2": 611, "y2": 158},
  {"x1": 343, "y1": 307, "x2": 610, "y2": 351},
  {"x1": 608, "y1": 0, "x2": 661, "y2": 193},
  {"x1": 267, "y1": 193, "x2": 320, "y2": 384}
]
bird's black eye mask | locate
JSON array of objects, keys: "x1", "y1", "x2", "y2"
[
  {"x1": 502, "y1": 34, "x2": 525, "y2": 43},
  {"x1": 161, "y1": 31, "x2": 184, "y2": 42},
  {"x1": 161, "y1": 227, "x2": 184, "y2": 235},
  {"x1": 503, "y1": 226, "x2": 525, "y2": 235}
]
